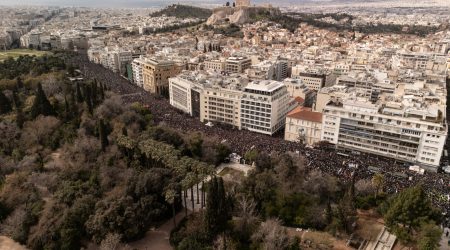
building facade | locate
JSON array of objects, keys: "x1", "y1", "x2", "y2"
[
  {"x1": 142, "y1": 58, "x2": 182, "y2": 95},
  {"x1": 240, "y1": 80, "x2": 295, "y2": 135},
  {"x1": 321, "y1": 98, "x2": 446, "y2": 169},
  {"x1": 225, "y1": 56, "x2": 252, "y2": 73},
  {"x1": 285, "y1": 107, "x2": 323, "y2": 146}
]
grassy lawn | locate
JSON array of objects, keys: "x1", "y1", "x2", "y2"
[{"x1": 0, "y1": 49, "x2": 49, "y2": 61}]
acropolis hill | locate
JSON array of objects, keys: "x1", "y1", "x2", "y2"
[{"x1": 206, "y1": 1, "x2": 281, "y2": 25}]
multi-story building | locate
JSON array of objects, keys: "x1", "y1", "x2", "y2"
[
  {"x1": 241, "y1": 80, "x2": 295, "y2": 135},
  {"x1": 169, "y1": 72, "x2": 246, "y2": 127},
  {"x1": 169, "y1": 72, "x2": 294, "y2": 135},
  {"x1": 131, "y1": 57, "x2": 145, "y2": 87},
  {"x1": 320, "y1": 86, "x2": 447, "y2": 169},
  {"x1": 169, "y1": 76, "x2": 195, "y2": 116},
  {"x1": 283, "y1": 78, "x2": 316, "y2": 107},
  {"x1": 142, "y1": 58, "x2": 183, "y2": 95},
  {"x1": 285, "y1": 107, "x2": 323, "y2": 146},
  {"x1": 247, "y1": 59, "x2": 288, "y2": 81},
  {"x1": 292, "y1": 66, "x2": 327, "y2": 91},
  {"x1": 225, "y1": 56, "x2": 252, "y2": 73},
  {"x1": 204, "y1": 59, "x2": 226, "y2": 72}
]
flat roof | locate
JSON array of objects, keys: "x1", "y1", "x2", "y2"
[{"x1": 245, "y1": 80, "x2": 284, "y2": 92}]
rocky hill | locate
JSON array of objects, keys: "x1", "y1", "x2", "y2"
[
  {"x1": 150, "y1": 4, "x2": 212, "y2": 19},
  {"x1": 207, "y1": 6, "x2": 281, "y2": 25}
]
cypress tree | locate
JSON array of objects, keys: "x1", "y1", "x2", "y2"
[
  {"x1": 99, "y1": 82, "x2": 105, "y2": 101},
  {"x1": 12, "y1": 90, "x2": 20, "y2": 109},
  {"x1": 84, "y1": 84, "x2": 93, "y2": 114},
  {"x1": 30, "y1": 83, "x2": 54, "y2": 118},
  {"x1": 76, "y1": 82, "x2": 83, "y2": 103},
  {"x1": 0, "y1": 91, "x2": 12, "y2": 114},
  {"x1": 16, "y1": 108, "x2": 25, "y2": 129},
  {"x1": 99, "y1": 119, "x2": 109, "y2": 151},
  {"x1": 16, "y1": 76, "x2": 24, "y2": 89},
  {"x1": 204, "y1": 177, "x2": 229, "y2": 240},
  {"x1": 205, "y1": 177, "x2": 219, "y2": 238},
  {"x1": 70, "y1": 88, "x2": 78, "y2": 117},
  {"x1": 91, "y1": 81, "x2": 98, "y2": 106},
  {"x1": 216, "y1": 177, "x2": 229, "y2": 240},
  {"x1": 63, "y1": 96, "x2": 71, "y2": 121}
]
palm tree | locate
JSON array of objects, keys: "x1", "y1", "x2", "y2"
[
  {"x1": 181, "y1": 177, "x2": 192, "y2": 216},
  {"x1": 184, "y1": 173, "x2": 197, "y2": 212},
  {"x1": 164, "y1": 188, "x2": 177, "y2": 228},
  {"x1": 372, "y1": 173, "x2": 384, "y2": 198}
]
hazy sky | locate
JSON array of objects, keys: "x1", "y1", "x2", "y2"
[
  {"x1": 0, "y1": 0, "x2": 267, "y2": 8},
  {"x1": 0, "y1": 0, "x2": 307, "y2": 8},
  {"x1": 0, "y1": 0, "x2": 197, "y2": 7}
]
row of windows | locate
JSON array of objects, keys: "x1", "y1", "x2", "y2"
[
  {"x1": 339, "y1": 134, "x2": 418, "y2": 153},
  {"x1": 242, "y1": 119, "x2": 270, "y2": 128},
  {"x1": 242, "y1": 123, "x2": 271, "y2": 132},
  {"x1": 347, "y1": 113, "x2": 441, "y2": 131},
  {"x1": 241, "y1": 110, "x2": 270, "y2": 118},
  {"x1": 420, "y1": 157, "x2": 435, "y2": 163},
  {"x1": 241, "y1": 105, "x2": 271, "y2": 113},
  {"x1": 241, "y1": 101, "x2": 271, "y2": 108},
  {"x1": 323, "y1": 136, "x2": 334, "y2": 141},
  {"x1": 243, "y1": 115, "x2": 270, "y2": 122},
  {"x1": 338, "y1": 139, "x2": 417, "y2": 159}
]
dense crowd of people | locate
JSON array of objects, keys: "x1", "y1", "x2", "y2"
[{"x1": 70, "y1": 52, "x2": 450, "y2": 216}]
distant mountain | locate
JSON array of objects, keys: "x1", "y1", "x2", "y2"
[{"x1": 150, "y1": 4, "x2": 212, "y2": 19}]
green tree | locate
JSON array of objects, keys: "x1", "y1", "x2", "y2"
[
  {"x1": 244, "y1": 149, "x2": 258, "y2": 164},
  {"x1": 30, "y1": 83, "x2": 55, "y2": 118},
  {"x1": 372, "y1": 173, "x2": 384, "y2": 198},
  {"x1": 0, "y1": 91, "x2": 12, "y2": 114},
  {"x1": 384, "y1": 186, "x2": 441, "y2": 243},
  {"x1": 11, "y1": 90, "x2": 20, "y2": 109},
  {"x1": 417, "y1": 223, "x2": 442, "y2": 250},
  {"x1": 16, "y1": 77, "x2": 24, "y2": 89},
  {"x1": 76, "y1": 82, "x2": 83, "y2": 103},
  {"x1": 98, "y1": 119, "x2": 109, "y2": 151},
  {"x1": 165, "y1": 188, "x2": 177, "y2": 228},
  {"x1": 16, "y1": 107, "x2": 25, "y2": 128},
  {"x1": 204, "y1": 176, "x2": 229, "y2": 240}
]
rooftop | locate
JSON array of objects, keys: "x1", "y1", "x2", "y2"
[
  {"x1": 287, "y1": 106, "x2": 323, "y2": 123},
  {"x1": 245, "y1": 80, "x2": 284, "y2": 92}
]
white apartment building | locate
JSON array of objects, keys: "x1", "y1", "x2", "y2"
[
  {"x1": 320, "y1": 88, "x2": 447, "y2": 169},
  {"x1": 169, "y1": 72, "x2": 295, "y2": 135},
  {"x1": 88, "y1": 47, "x2": 132, "y2": 75},
  {"x1": 131, "y1": 57, "x2": 145, "y2": 87},
  {"x1": 169, "y1": 72, "x2": 246, "y2": 128},
  {"x1": 241, "y1": 80, "x2": 295, "y2": 135},
  {"x1": 169, "y1": 76, "x2": 194, "y2": 115}
]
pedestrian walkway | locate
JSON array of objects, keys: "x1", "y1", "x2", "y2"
[
  {"x1": 440, "y1": 227, "x2": 450, "y2": 250},
  {"x1": 128, "y1": 210, "x2": 189, "y2": 250}
]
